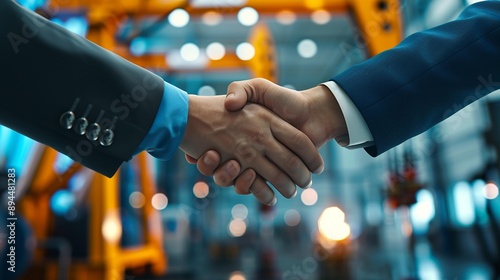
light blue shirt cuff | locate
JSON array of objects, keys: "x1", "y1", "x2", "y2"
[
  {"x1": 135, "y1": 81, "x2": 189, "y2": 160},
  {"x1": 321, "y1": 81, "x2": 374, "y2": 149}
]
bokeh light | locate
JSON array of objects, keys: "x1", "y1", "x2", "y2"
[
  {"x1": 130, "y1": 38, "x2": 147, "y2": 56},
  {"x1": 168, "y1": 9, "x2": 190, "y2": 28},
  {"x1": 193, "y1": 181, "x2": 210, "y2": 198},
  {"x1": 228, "y1": 218, "x2": 247, "y2": 237},
  {"x1": 297, "y1": 39, "x2": 317, "y2": 58},
  {"x1": 198, "y1": 85, "x2": 216, "y2": 96},
  {"x1": 129, "y1": 191, "x2": 146, "y2": 209},
  {"x1": 50, "y1": 190, "x2": 75, "y2": 215},
  {"x1": 236, "y1": 42, "x2": 255, "y2": 61},
  {"x1": 301, "y1": 188, "x2": 318, "y2": 206},
  {"x1": 102, "y1": 210, "x2": 122, "y2": 244},
  {"x1": 276, "y1": 10, "x2": 296, "y2": 25},
  {"x1": 229, "y1": 271, "x2": 246, "y2": 280},
  {"x1": 206, "y1": 42, "x2": 226, "y2": 60},
  {"x1": 180, "y1": 43, "x2": 200, "y2": 62},
  {"x1": 231, "y1": 204, "x2": 248, "y2": 220},
  {"x1": 237, "y1": 7, "x2": 259, "y2": 26},
  {"x1": 284, "y1": 209, "x2": 301, "y2": 226},
  {"x1": 64, "y1": 17, "x2": 88, "y2": 36},
  {"x1": 318, "y1": 207, "x2": 350, "y2": 241},
  {"x1": 152, "y1": 193, "x2": 168, "y2": 210},
  {"x1": 311, "y1": 10, "x2": 331, "y2": 25},
  {"x1": 484, "y1": 182, "x2": 499, "y2": 199},
  {"x1": 202, "y1": 11, "x2": 223, "y2": 26}
]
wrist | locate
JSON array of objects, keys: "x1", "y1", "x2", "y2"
[
  {"x1": 303, "y1": 85, "x2": 349, "y2": 146},
  {"x1": 180, "y1": 95, "x2": 216, "y2": 158}
]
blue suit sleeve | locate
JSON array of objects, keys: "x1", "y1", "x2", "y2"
[
  {"x1": 333, "y1": 1, "x2": 500, "y2": 156},
  {"x1": 135, "y1": 82, "x2": 189, "y2": 160}
]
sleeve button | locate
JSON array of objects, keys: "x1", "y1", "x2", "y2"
[
  {"x1": 99, "y1": 129, "x2": 114, "y2": 147},
  {"x1": 73, "y1": 117, "x2": 88, "y2": 135},
  {"x1": 86, "y1": 123, "x2": 101, "y2": 141},
  {"x1": 59, "y1": 111, "x2": 75, "y2": 129}
]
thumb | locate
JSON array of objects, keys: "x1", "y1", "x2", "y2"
[
  {"x1": 225, "y1": 81, "x2": 252, "y2": 111},
  {"x1": 225, "y1": 78, "x2": 275, "y2": 111}
]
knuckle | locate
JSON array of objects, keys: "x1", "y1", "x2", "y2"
[
  {"x1": 291, "y1": 130, "x2": 306, "y2": 146},
  {"x1": 236, "y1": 140, "x2": 257, "y2": 162},
  {"x1": 228, "y1": 81, "x2": 240, "y2": 90},
  {"x1": 286, "y1": 155, "x2": 302, "y2": 171},
  {"x1": 256, "y1": 129, "x2": 272, "y2": 146}
]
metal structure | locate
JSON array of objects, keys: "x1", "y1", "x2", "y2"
[{"x1": 18, "y1": 149, "x2": 165, "y2": 280}]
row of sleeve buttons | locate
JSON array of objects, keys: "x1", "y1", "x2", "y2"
[{"x1": 59, "y1": 99, "x2": 114, "y2": 147}]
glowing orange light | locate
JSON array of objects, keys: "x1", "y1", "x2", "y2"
[
  {"x1": 202, "y1": 11, "x2": 222, "y2": 26},
  {"x1": 276, "y1": 10, "x2": 296, "y2": 25},
  {"x1": 152, "y1": 193, "x2": 168, "y2": 210},
  {"x1": 193, "y1": 181, "x2": 210, "y2": 198},
  {"x1": 318, "y1": 207, "x2": 350, "y2": 241},
  {"x1": 229, "y1": 271, "x2": 246, "y2": 280},
  {"x1": 311, "y1": 9, "x2": 331, "y2": 25},
  {"x1": 102, "y1": 210, "x2": 122, "y2": 244},
  {"x1": 228, "y1": 218, "x2": 246, "y2": 237}
]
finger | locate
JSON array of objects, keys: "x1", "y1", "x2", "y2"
[
  {"x1": 234, "y1": 169, "x2": 256, "y2": 195},
  {"x1": 185, "y1": 154, "x2": 198, "y2": 164},
  {"x1": 271, "y1": 118, "x2": 325, "y2": 177},
  {"x1": 225, "y1": 78, "x2": 273, "y2": 111},
  {"x1": 248, "y1": 154, "x2": 297, "y2": 199},
  {"x1": 248, "y1": 174, "x2": 277, "y2": 206},
  {"x1": 195, "y1": 150, "x2": 222, "y2": 176},
  {"x1": 261, "y1": 133, "x2": 312, "y2": 189},
  {"x1": 212, "y1": 160, "x2": 241, "y2": 187}
]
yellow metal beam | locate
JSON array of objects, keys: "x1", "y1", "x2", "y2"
[
  {"x1": 48, "y1": 0, "x2": 403, "y2": 58},
  {"x1": 49, "y1": 0, "x2": 348, "y2": 16},
  {"x1": 348, "y1": 0, "x2": 403, "y2": 56}
]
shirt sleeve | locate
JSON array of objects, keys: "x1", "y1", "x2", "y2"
[
  {"x1": 321, "y1": 81, "x2": 374, "y2": 149},
  {"x1": 135, "y1": 81, "x2": 189, "y2": 160}
]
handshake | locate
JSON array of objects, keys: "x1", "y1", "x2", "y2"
[{"x1": 179, "y1": 78, "x2": 349, "y2": 206}]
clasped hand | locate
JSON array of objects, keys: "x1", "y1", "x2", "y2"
[
  {"x1": 182, "y1": 78, "x2": 348, "y2": 205},
  {"x1": 180, "y1": 93, "x2": 325, "y2": 205}
]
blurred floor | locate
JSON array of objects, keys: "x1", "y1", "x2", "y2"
[{"x1": 129, "y1": 239, "x2": 493, "y2": 280}]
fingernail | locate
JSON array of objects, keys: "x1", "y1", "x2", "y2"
[
  {"x1": 225, "y1": 162, "x2": 238, "y2": 176},
  {"x1": 304, "y1": 180, "x2": 313, "y2": 189},
  {"x1": 226, "y1": 92, "x2": 235, "y2": 99},
  {"x1": 268, "y1": 197, "x2": 277, "y2": 206},
  {"x1": 314, "y1": 165, "x2": 324, "y2": 174},
  {"x1": 245, "y1": 170, "x2": 255, "y2": 180},
  {"x1": 203, "y1": 155, "x2": 214, "y2": 166},
  {"x1": 290, "y1": 188, "x2": 298, "y2": 198}
]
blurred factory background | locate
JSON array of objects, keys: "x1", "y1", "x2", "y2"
[{"x1": 1, "y1": 0, "x2": 500, "y2": 279}]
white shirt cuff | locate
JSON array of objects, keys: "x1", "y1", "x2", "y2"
[{"x1": 321, "y1": 81, "x2": 374, "y2": 149}]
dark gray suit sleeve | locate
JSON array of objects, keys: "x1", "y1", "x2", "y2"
[
  {"x1": 0, "y1": 0, "x2": 164, "y2": 177},
  {"x1": 333, "y1": 1, "x2": 500, "y2": 156}
]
